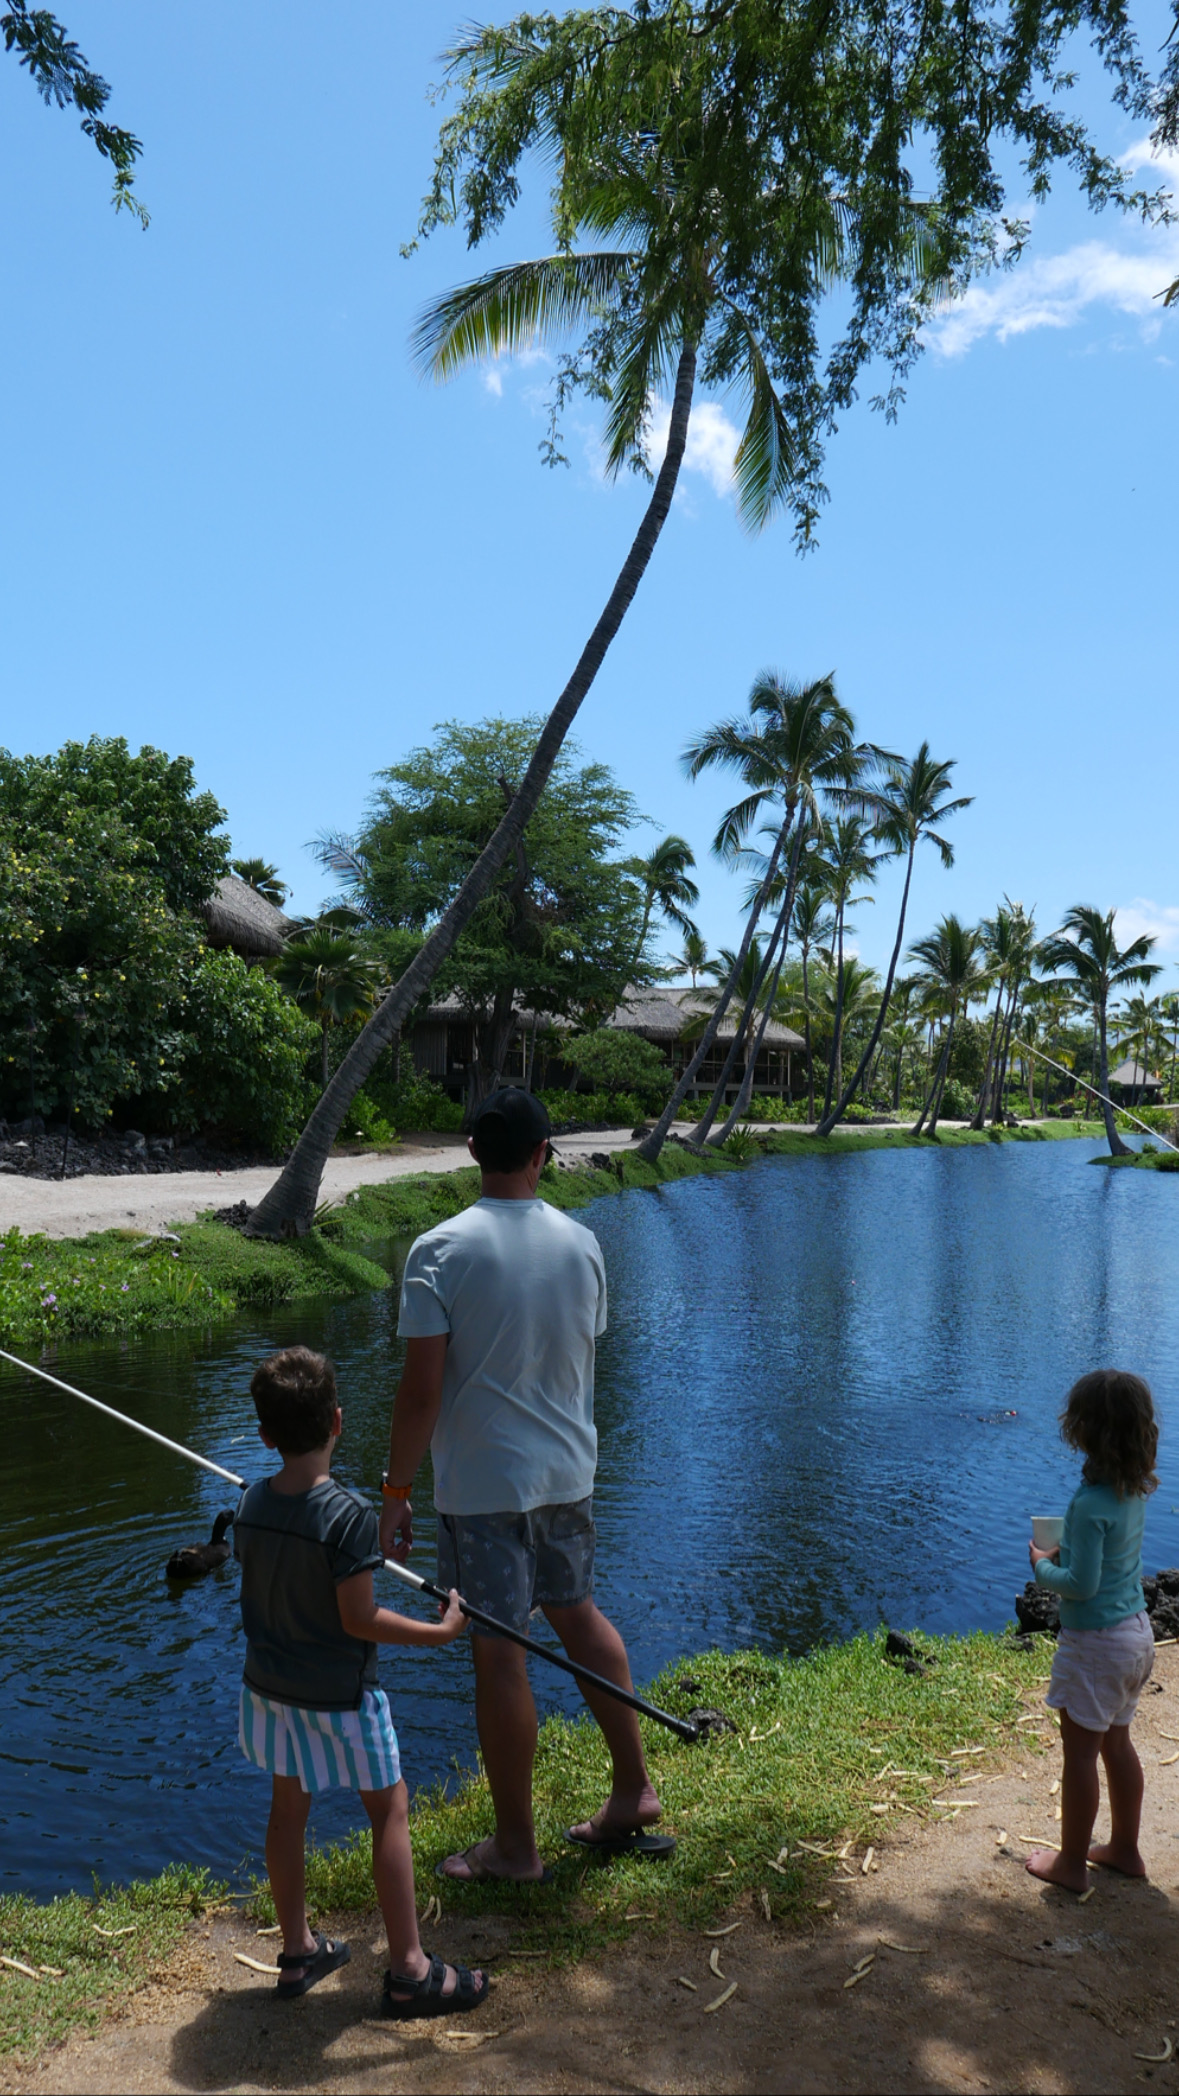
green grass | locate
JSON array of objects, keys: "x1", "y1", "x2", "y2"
[
  {"x1": 255, "y1": 1631, "x2": 1048, "y2": 1957},
  {"x1": 0, "y1": 1866, "x2": 223, "y2": 2062},
  {"x1": 0, "y1": 1219, "x2": 389, "y2": 1350}
]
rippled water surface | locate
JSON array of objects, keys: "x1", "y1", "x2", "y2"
[{"x1": 3, "y1": 1137, "x2": 1178, "y2": 1896}]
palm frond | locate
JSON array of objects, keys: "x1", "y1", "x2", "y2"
[
  {"x1": 727, "y1": 313, "x2": 797, "y2": 532},
  {"x1": 412, "y1": 252, "x2": 638, "y2": 379}
]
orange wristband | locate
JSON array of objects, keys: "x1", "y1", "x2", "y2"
[{"x1": 381, "y1": 1477, "x2": 412, "y2": 1500}]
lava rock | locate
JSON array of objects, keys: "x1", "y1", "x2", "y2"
[
  {"x1": 213, "y1": 1200, "x2": 253, "y2": 1232},
  {"x1": 685, "y1": 1705, "x2": 738, "y2": 1741},
  {"x1": 885, "y1": 1630, "x2": 918, "y2": 1660},
  {"x1": 675, "y1": 1676, "x2": 703, "y2": 1697},
  {"x1": 1015, "y1": 1582, "x2": 1061, "y2": 1637},
  {"x1": 1156, "y1": 1568, "x2": 1179, "y2": 1599},
  {"x1": 1150, "y1": 1598, "x2": 1179, "y2": 1641}
]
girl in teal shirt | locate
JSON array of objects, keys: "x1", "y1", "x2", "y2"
[{"x1": 1026, "y1": 1369, "x2": 1159, "y2": 1895}]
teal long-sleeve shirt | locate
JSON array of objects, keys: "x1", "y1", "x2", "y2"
[{"x1": 1033, "y1": 1479, "x2": 1146, "y2": 1630}]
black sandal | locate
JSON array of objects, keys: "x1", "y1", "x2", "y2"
[
  {"x1": 275, "y1": 1932, "x2": 351, "y2": 1999},
  {"x1": 381, "y1": 1951, "x2": 489, "y2": 2020}
]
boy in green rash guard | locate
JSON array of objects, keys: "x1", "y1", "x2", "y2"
[{"x1": 1026, "y1": 1370, "x2": 1160, "y2": 1895}]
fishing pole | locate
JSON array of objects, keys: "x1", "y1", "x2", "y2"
[
  {"x1": 1010, "y1": 1042, "x2": 1179, "y2": 1153},
  {"x1": 0, "y1": 1347, "x2": 699, "y2": 1743}
]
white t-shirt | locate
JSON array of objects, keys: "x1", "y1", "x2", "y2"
[{"x1": 396, "y1": 1197, "x2": 608, "y2": 1516}]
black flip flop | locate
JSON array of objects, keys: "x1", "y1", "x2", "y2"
[
  {"x1": 563, "y1": 1826, "x2": 677, "y2": 1859},
  {"x1": 275, "y1": 1931, "x2": 351, "y2": 1998},
  {"x1": 436, "y1": 1845, "x2": 554, "y2": 1885},
  {"x1": 382, "y1": 1952, "x2": 490, "y2": 2020}
]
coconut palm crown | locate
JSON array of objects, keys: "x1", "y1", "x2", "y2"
[{"x1": 1040, "y1": 905, "x2": 1160, "y2": 1157}]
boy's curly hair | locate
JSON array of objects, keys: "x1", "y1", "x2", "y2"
[{"x1": 1061, "y1": 1369, "x2": 1158, "y2": 1499}]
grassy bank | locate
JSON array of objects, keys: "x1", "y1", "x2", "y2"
[
  {"x1": 0, "y1": 1866, "x2": 222, "y2": 2064},
  {"x1": 0, "y1": 1629, "x2": 1049, "y2": 2062},
  {"x1": 0, "y1": 1120, "x2": 1110, "y2": 1352}
]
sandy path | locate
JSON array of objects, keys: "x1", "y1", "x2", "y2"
[
  {"x1": 0, "y1": 1132, "x2": 644, "y2": 1241},
  {"x1": 10, "y1": 1649, "x2": 1179, "y2": 2096}
]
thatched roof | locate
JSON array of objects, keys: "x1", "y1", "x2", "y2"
[
  {"x1": 1108, "y1": 1059, "x2": 1164, "y2": 1090},
  {"x1": 201, "y1": 875, "x2": 295, "y2": 958},
  {"x1": 609, "y1": 986, "x2": 805, "y2": 1051}
]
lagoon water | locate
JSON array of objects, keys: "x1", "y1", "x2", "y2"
[{"x1": 3, "y1": 1136, "x2": 1178, "y2": 1897}]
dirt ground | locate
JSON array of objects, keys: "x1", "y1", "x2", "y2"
[{"x1": 7, "y1": 1648, "x2": 1179, "y2": 2096}]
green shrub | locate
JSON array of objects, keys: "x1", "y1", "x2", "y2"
[
  {"x1": 537, "y1": 1088, "x2": 649, "y2": 1128},
  {"x1": 938, "y1": 1078, "x2": 975, "y2": 1120},
  {"x1": 367, "y1": 1070, "x2": 464, "y2": 1132},
  {"x1": 337, "y1": 1089, "x2": 398, "y2": 1145},
  {"x1": 562, "y1": 1028, "x2": 670, "y2": 1107},
  {"x1": 169, "y1": 950, "x2": 318, "y2": 1151}
]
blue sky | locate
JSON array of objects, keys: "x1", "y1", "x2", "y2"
[{"x1": 3, "y1": 3, "x2": 1177, "y2": 983}]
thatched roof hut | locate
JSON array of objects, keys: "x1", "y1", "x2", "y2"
[
  {"x1": 1108, "y1": 1058, "x2": 1164, "y2": 1099},
  {"x1": 200, "y1": 875, "x2": 295, "y2": 959},
  {"x1": 607, "y1": 985, "x2": 805, "y2": 1050}
]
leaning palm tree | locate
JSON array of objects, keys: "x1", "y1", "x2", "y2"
[
  {"x1": 271, "y1": 931, "x2": 386, "y2": 1092},
  {"x1": 641, "y1": 674, "x2": 874, "y2": 1157},
  {"x1": 815, "y1": 744, "x2": 971, "y2": 1135},
  {"x1": 1039, "y1": 906, "x2": 1160, "y2": 1157},
  {"x1": 789, "y1": 880, "x2": 835, "y2": 1119},
  {"x1": 246, "y1": 20, "x2": 949, "y2": 1235},
  {"x1": 813, "y1": 814, "x2": 882, "y2": 1120},
  {"x1": 624, "y1": 836, "x2": 700, "y2": 971},
  {"x1": 1163, "y1": 990, "x2": 1179, "y2": 1103},
  {"x1": 909, "y1": 916, "x2": 988, "y2": 1136}
]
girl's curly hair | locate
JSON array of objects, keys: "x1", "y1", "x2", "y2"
[{"x1": 1061, "y1": 1370, "x2": 1158, "y2": 1499}]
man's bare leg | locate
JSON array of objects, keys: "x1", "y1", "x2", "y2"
[
  {"x1": 439, "y1": 1634, "x2": 547, "y2": 1882},
  {"x1": 544, "y1": 1598, "x2": 661, "y2": 1840}
]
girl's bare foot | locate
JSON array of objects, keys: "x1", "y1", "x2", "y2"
[
  {"x1": 1025, "y1": 1847, "x2": 1090, "y2": 1893},
  {"x1": 1088, "y1": 1840, "x2": 1147, "y2": 1877}
]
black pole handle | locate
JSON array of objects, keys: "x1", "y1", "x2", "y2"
[{"x1": 421, "y1": 1573, "x2": 699, "y2": 1743}]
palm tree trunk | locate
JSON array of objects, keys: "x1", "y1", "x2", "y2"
[
  {"x1": 321, "y1": 1018, "x2": 330, "y2": 1093},
  {"x1": 821, "y1": 902, "x2": 847, "y2": 1120},
  {"x1": 1098, "y1": 997, "x2": 1130, "y2": 1157},
  {"x1": 248, "y1": 341, "x2": 698, "y2": 1235},
  {"x1": 637, "y1": 823, "x2": 789, "y2": 1165},
  {"x1": 816, "y1": 841, "x2": 916, "y2": 1138},
  {"x1": 970, "y1": 988, "x2": 1005, "y2": 1131},
  {"x1": 803, "y1": 950, "x2": 816, "y2": 1119},
  {"x1": 708, "y1": 833, "x2": 805, "y2": 1145},
  {"x1": 915, "y1": 1019, "x2": 954, "y2": 1137},
  {"x1": 691, "y1": 821, "x2": 799, "y2": 1146}
]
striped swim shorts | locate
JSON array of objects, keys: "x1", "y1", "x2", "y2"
[{"x1": 238, "y1": 1684, "x2": 402, "y2": 1794}]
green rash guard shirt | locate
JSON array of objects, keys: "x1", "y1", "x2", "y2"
[
  {"x1": 1033, "y1": 1479, "x2": 1146, "y2": 1631},
  {"x1": 234, "y1": 1477, "x2": 384, "y2": 1710}
]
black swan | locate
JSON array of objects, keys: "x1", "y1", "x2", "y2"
[{"x1": 166, "y1": 1510, "x2": 234, "y2": 1580}]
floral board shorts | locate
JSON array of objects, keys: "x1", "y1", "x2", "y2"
[
  {"x1": 239, "y1": 1684, "x2": 402, "y2": 1793},
  {"x1": 1046, "y1": 1611, "x2": 1155, "y2": 1732},
  {"x1": 437, "y1": 1498, "x2": 595, "y2": 1639}
]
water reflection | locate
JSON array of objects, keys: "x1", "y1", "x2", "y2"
[{"x1": 2, "y1": 1137, "x2": 1176, "y2": 1896}]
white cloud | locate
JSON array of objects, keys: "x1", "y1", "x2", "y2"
[
  {"x1": 930, "y1": 141, "x2": 1179, "y2": 358},
  {"x1": 1113, "y1": 899, "x2": 1179, "y2": 955},
  {"x1": 648, "y1": 396, "x2": 741, "y2": 497}
]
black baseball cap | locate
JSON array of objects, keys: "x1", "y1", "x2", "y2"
[{"x1": 469, "y1": 1088, "x2": 552, "y2": 1171}]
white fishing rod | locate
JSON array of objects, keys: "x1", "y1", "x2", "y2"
[
  {"x1": 0, "y1": 1346, "x2": 699, "y2": 1742},
  {"x1": 1010, "y1": 1041, "x2": 1179, "y2": 1153}
]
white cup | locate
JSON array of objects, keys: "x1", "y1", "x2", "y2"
[{"x1": 1031, "y1": 1516, "x2": 1065, "y2": 1551}]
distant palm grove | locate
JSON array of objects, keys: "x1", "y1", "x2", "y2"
[{"x1": 4, "y1": 715, "x2": 1174, "y2": 1172}]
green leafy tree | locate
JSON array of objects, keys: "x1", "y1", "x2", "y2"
[
  {"x1": 2, "y1": 2, "x2": 147, "y2": 223},
  {"x1": 816, "y1": 744, "x2": 970, "y2": 1135},
  {"x1": 565, "y1": 1027, "x2": 670, "y2": 1107},
  {"x1": 317, "y1": 719, "x2": 647, "y2": 1117},
  {"x1": 250, "y1": 0, "x2": 1159, "y2": 1234},
  {"x1": 0, "y1": 740, "x2": 230, "y2": 1126},
  {"x1": 813, "y1": 815, "x2": 883, "y2": 1119},
  {"x1": 1041, "y1": 907, "x2": 1160, "y2": 1156},
  {"x1": 1114, "y1": 994, "x2": 1167, "y2": 1105}
]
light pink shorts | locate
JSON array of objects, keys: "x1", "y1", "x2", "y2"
[{"x1": 1046, "y1": 1611, "x2": 1155, "y2": 1732}]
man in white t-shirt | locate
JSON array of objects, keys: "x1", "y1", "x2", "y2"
[{"x1": 378, "y1": 1088, "x2": 663, "y2": 1883}]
